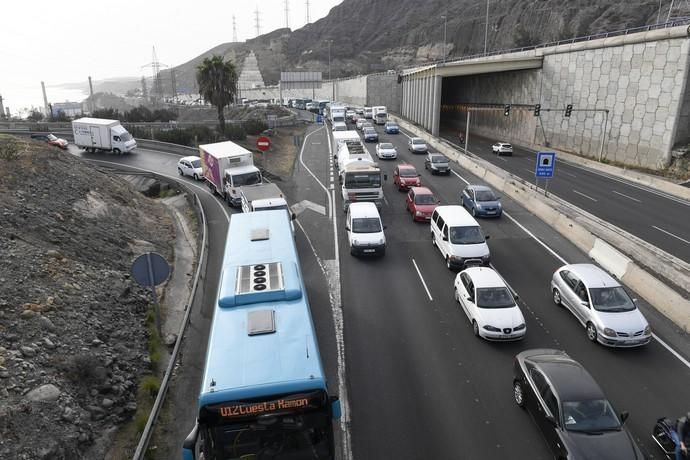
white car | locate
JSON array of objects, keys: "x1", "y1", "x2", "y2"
[
  {"x1": 345, "y1": 202, "x2": 386, "y2": 257},
  {"x1": 375, "y1": 142, "x2": 398, "y2": 159},
  {"x1": 454, "y1": 266, "x2": 526, "y2": 341},
  {"x1": 491, "y1": 142, "x2": 513, "y2": 156},
  {"x1": 550, "y1": 264, "x2": 651, "y2": 347},
  {"x1": 356, "y1": 118, "x2": 366, "y2": 130},
  {"x1": 408, "y1": 137, "x2": 428, "y2": 153},
  {"x1": 177, "y1": 156, "x2": 203, "y2": 180}
]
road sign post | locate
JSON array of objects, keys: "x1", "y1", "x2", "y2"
[
  {"x1": 256, "y1": 136, "x2": 271, "y2": 174},
  {"x1": 535, "y1": 151, "x2": 556, "y2": 196},
  {"x1": 131, "y1": 252, "x2": 170, "y2": 335}
]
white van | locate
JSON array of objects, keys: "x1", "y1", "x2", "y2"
[
  {"x1": 332, "y1": 121, "x2": 348, "y2": 131},
  {"x1": 430, "y1": 205, "x2": 490, "y2": 269},
  {"x1": 346, "y1": 202, "x2": 386, "y2": 256}
]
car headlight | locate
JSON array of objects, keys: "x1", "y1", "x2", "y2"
[
  {"x1": 644, "y1": 325, "x2": 651, "y2": 335},
  {"x1": 379, "y1": 238, "x2": 384, "y2": 244},
  {"x1": 482, "y1": 254, "x2": 490, "y2": 261},
  {"x1": 476, "y1": 203, "x2": 483, "y2": 209},
  {"x1": 415, "y1": 211, "x2": 423, "y2": 216},
  {"x1": 497, "y1": 202, "x2": 502, "y2": 208},
  {"x1": 513, "y1": 323, "x2": 526, "y2": 331},
  {"x1": 352, "y1": 239, "x2": 358, "y2": 245},
  {"x1": 603, "y1": 327, "x2": 617, "y2": 337},
  {"x1": 483, "y1": 325, "x2": 501, "y2": 332}
]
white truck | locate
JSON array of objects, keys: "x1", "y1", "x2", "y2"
[
  {"x1": 72, "y1": 117, "x2": 137, "y2": 154},
  {"x1": 199, "y1": 140, "x2": 263, "y2": 207},
  {"x1": 372, "y1": 106, "x2": 388, "y2": 125},
  {"x1": 240, "y1": 183, "x2": 289, "y2": 213},
  {"x1": 332, "y1": 130, "x2": 361, "y2": 156},
  {"x1": 329, "y1": 105, "x2": 346, "y2": 124},
  {"x1": 337, "y1": 139, "x2": 385, "y2": 212}
]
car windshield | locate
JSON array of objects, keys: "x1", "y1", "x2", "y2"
[
  {"x1": 120, "y1": 132, "x2": 133, "y2": 142},
  {"x1": 589, "y1": 287, "x2": 636, "y2": 312},
  {"x1": 379, "y1": 143, "x2": 394, "y2": 149},
  {"x1": 232, "y1": 171, "x2": 262, "y2": 186},
  {"x1": 352, "y1": 217, "x2": 382, "y2": 233},
  {"x1": 449, "y1": 226, "x2": 485, "y2": 245},
  {"x1": 562, "y1": 399, "x2": 621, "y2": 433},
  {"x1": 476, "y1": 287, "x2": 515, "y2": 308},
  {"x1": 414, "y1": 194, "x2": 436, "y2": 205},
  {"x1": 191, "y1": 160, "x2": 201, "y2": 168},
  {"x1": 432, "y1": 155, "x2": 448, "y2": 163},
  {"x1": 399, "y1": 169, "x2": 417, "y2": 177},
  {"x1": 475, "y1": 190, "x2": 497, "y2": 201},
  {"x1": 344, "y1": 172, "x2": 381, "y2": 188},
  {"x1": 387, "y1": 123, "x2": 398, "y2": 128},
  {"x1": 412, "y1": 139, "x2": 425, "y2": 144}
]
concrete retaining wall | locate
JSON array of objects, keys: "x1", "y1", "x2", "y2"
[{"x1": 391, "y1": 114, "x2": 690, "y2": 332}]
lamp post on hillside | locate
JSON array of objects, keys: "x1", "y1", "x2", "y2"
[
  {"x1": 326, "y1": 39, "x2": 334, "y2": 100},
  {"x1": 441, "y1": 15, "x2": 447, "y2": 63},
  {"x1": 484, "y1": 0, "x2": 490, "y2": 56}
]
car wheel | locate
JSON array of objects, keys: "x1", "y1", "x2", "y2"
[
  {"x1": 193, "y1": 174, "x2": 199, "y2": 180},
  {"x1": 552, "y1": 289, "x2": 562, "y2": 306},
  {"x1": 178, "y1": 168, "x2": 183, "y2": 176},
  {"x1": 454, "y1": 288, "x2": 459, "y2": 302},
  {"x1": 472, "y1": 320, "x2": 479, "y2": 337},
  {"x1": 113, "y1": 148, "x2": 121, "y2": 154},
  {"x1": 471, "y1": 207, "x2": 477, "y2": 217},
  {"x1": 431, "y1": 233, "x2": 436, "y2": 247},
  {"x1": 586, "y1": 323, "x2": 598, "y2": 342},
  {"x1": 513, "y1": 380, "x2": 525, "y2": 408},
  {"x1": 446, "y1": 256, "x2": 452, "y2": 270}
]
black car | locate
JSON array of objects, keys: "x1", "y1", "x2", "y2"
[{"x1": 512, "y1": 349, "x2": 644, "y2": 460}]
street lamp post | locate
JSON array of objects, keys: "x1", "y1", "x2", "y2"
[
  {"x1": 327, "y1": 40, "x2": 334, "y2": 100},
  {"x1": 484, "y1": 0, "x2": 490, "y2": 56},
  {"x1": 441, "y1": 15, "x2": 447, "y2": 63}
]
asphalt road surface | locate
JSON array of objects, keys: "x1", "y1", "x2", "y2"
[{"x1": 439, "y1": 128, "x2": 690, "y2": 265}]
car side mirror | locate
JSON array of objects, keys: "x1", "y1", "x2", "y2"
[
  {"x1": 442, "y1": 235, "x2": 448, "y2": 241},
  {"x1": 485, "y1": 235, "x2": 490, "y2": 240},
  {"x1": 620, "y1": 411, "x2": 629, "y2": 424},
  {"x1": 345, "y1": 225, "x2": 350, "y2": 231},
  {"x1": 383, "y1": 225, "x2": 387, "y2": 230},
  {"x1": 330, "y1": 396, "x2": 342, "y2": 419},
  {"x1": 291, "y1": 212, "x2": 296, "y2": 220},
  {"x1": 632, "y1": 298, "x2": 638, "y2": 303},
  {"x1": 580, "y1": 301, "x2": 590, "y2": 308},
  {"x1": 437, "y1": 200, "x2": 441, "y2": 204},
  {"x1": 384, "y1": 174, "x2": 388, "y2": 181}
]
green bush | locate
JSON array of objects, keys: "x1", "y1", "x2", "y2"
[
  {"x1": 243, "y1": 119, "x2": 268, "y2": 135},
  {"x1": 224, "y1": 124, "x2": 246, "y2": 141}
]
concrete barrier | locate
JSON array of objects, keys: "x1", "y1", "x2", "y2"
[{"x1": 392, "y1": 115, "x2": 690, "y2": 332}]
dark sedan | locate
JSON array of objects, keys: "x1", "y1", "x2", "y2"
[
  {"x1": 513, "y1": 349, "x2": 644, "y2": 460},
  {"x1": 363, "y1": 128, "x2": 378, "y2": 142}
]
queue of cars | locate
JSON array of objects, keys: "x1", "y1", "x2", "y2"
[{"x1": 328, "y1": 112, "x2": 652, "y2": 458}]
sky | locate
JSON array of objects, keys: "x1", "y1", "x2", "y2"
[{"x1": 0, "y1": 0, "x2": 344, "y2": 114}]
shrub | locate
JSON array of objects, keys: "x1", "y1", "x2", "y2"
[
  {"x1": 243, "y1": 119, "x2": 268, "y2": 135},
  {"x1": 0, "y1": 138, "x2": 20, "y2": 160},
  {"x1": 225, "y1": 124, "x2": 246, "y2": 141}
]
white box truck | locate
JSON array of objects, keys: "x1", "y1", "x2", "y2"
[
  {"x1": 372, "y1": 106, "x2": 388, "y2": 125},
  {"x1": 72, "y1": 118, "x2": 137, "y2": 154},
  {"x1": 199, "y1": 141, "x2": 263, "y2": 207}
]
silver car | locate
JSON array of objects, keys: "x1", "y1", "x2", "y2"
[
  {"x1": 408, "y1": 137, "x2": 428, "y2": 153},
  {"x1": 550, "y1": 264, "x2": 651, "y2": 347}
]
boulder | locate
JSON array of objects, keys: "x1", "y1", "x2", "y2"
[{"x1": 26, "y1": 384, "x2": 60, "y2": 402}]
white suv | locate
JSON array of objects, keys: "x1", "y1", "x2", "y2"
[
  {"x1": 430, "y1": 206, "x2": 490, "y2": 270},
  {"x1": 492, "y1": 142, "x2": 513, "y2": 156},
  {"x1": 177, "y1": 156, "x2": 203, "y2": 180},
  {"x1": 346, "y1": 202, "x2": 386, "y2": 257}
]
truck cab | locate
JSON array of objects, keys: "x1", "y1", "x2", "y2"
[{"x1": 223, "y1": 166, "x2": 262, "y2": 206}]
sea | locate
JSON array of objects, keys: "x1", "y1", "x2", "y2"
[{"x1": 1, "y1": 83, "x2": 89, "y2": 118}]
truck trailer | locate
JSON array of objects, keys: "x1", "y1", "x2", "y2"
[
  {"x1": 72, "y1": 118, "x2": 137, "y2": 153},
  {"x1": 199, "y1": 141, "x2": 262, "y2": 207}
]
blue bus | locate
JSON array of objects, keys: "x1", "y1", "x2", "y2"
[{"x1": 183, "y1": 210, "x2": 340, "y2": 460}]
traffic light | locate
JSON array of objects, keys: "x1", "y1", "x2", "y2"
[
  {"x1": 534, "y1": 104, "x2": 541, "y2": 117},
  {"x1": 504, "y1": 104, "x2": 511, "y2": 117},
  {"x1": 565, "y1": 104, "x2": 573, "y2": 117}
]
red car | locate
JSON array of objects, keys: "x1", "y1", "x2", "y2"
[
  {"x1": 393, "y1": 164, "x2": 421, "y2": 191},
  {"x1": 406, "y1": 186, "x2": 440, "y2": 221},
  {"x1": 31, "y1": 133, "x2": 68, "y2": 150}
]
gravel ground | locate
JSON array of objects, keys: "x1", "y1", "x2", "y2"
[{"x1": 0, "y1": 135, "x2": 175, "y2": 459}]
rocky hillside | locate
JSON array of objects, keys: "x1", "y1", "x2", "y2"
[
  {"x1": 159, "y1": 0, "x2": 690, "y2": 92},
  {"x1": 0, "y1": 136, "x2": 174, "y2": 459}
]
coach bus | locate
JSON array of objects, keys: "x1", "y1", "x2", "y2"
[{"x1": 183, "y1": 210, "x2": 340, "y2": 460}]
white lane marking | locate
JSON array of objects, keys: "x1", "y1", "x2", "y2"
[
  {"x1": 451, "y1": 165, "x2": 690, "y2": 370},
  {"x1": 572, "y1": 189, "x2": 598, "y2": 202},
  {"x1": 523, "y1": 168, "x2": 535, "y2": 175},
  {"x1": 496, "y1": 156, "x2": 507, "y2": 162},
  {"x1": 452, "y1": 169, "x2": 470, "y2": 185},
  {"x1": 86, "y1": 159, "x2": 232, "y2": 221},
  {"x1": 561, "y1": 171, "x2": 577, "y2": 178},
  {"x1": 652, "y1": 225, "x2": 690, "y2": 245},
  {"x1": 412, "y1": 258, "x2": 433, "y2": 301},
  {"x1": 564, "y1": 161, "x2": 690, "y2": 208},
  {"x1": 612, "y1": 190, "x2": 642, "y2": 203},
  {"x1": 299, "y1": 126, "x2": 332, "y2": 218}
]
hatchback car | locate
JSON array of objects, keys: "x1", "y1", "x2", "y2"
[
  {"x1": 375, "y1": 142, "x2": 397, "y2": 160},
  {"x1": 393, "y1": 164, "x2": 421, "y2": 191},
  {"x1": 424, "y1": 153, "x2": 450, "y2": 175},
  {"x1": 550, "y1": 264, "x2": 651, "y2": 347},
  {"x1": 177, "y1": 156, "x2": 203, "y2": 180},
  {"x1": 363, "y1": 128, "x2": 378, "y2": 142},
  {"x1": 385, "y1": 122, "x2": 400, "y2": 134},
  {"x1": 356, "y1": 118, "x2": 366, "y2": 130},
  {"x1": 408, "y1": 137, "x2": 428, "y2": 154},
  {"x1": 492, "y1": 142, "x2": 513, "y2": 156},
  {"x1": 454, "y1": 266, "x2": 526, "y2": 340},
  {"x1": 405, "y1": 186, "x2": 439, "y2": 222},
  {"x1": 461, "y1": 185, "x2": 502, "y2": 218},
  {"x1": 31, "y1": 133, "x2": 68, "y2": 149},
  {"x1": 513, "y1": 349, "x2": 644, "y2": 460}
]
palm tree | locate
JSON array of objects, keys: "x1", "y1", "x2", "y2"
[{"x1": 196, "y1": 55, "x2": 238, "y2": 135}]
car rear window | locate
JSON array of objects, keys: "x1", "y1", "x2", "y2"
[
  {"x1": 399, "y1": 168, "x2": 417, "y2": 177},
  {"x1": 432, "y1": 155, "x2": 448, "y2": 163}
]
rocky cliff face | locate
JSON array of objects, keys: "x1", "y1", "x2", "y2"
[{"x1": 161, "y1": 0, "x2": 689, "y2": 94}]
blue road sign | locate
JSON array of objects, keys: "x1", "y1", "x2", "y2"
[
  {"x1": 535, "y1": 151, "x2": 556, "y2": 178},
  {"x1": 316, "y1": 114, "x2": 323, "y2": 124},
  {"x1": 131, "y1": 252, "x2": 170, "y2": 287}
]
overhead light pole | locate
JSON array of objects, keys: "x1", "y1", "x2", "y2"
[
  {"x1": 326, "y1": 39, "x2": 334, "y2": 100},
  {"x1": 441, "y1": 15, "x2": 447, "y2": 63},
  {"x1": 484, "y1": 0, "x2": 490, "y2": 56}
]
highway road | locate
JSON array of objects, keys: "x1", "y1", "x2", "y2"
[
  {"x1": 329, "y1": 117, "x2": 690, "y2": 459},
  {"x1": 439, "y1": 128, "x2": 690, "y2": 265},
  {"x1": 68, "y1": 118, "x2": 690, "y2": 459}
]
